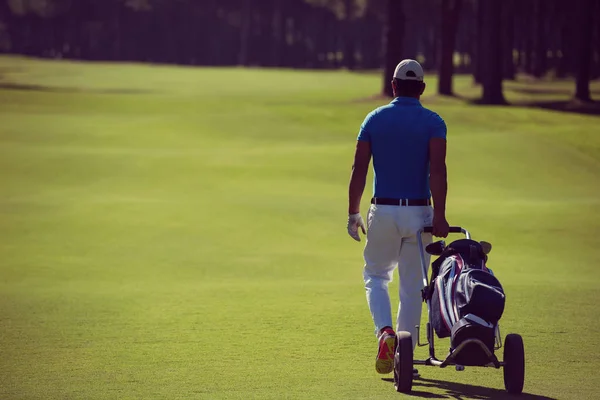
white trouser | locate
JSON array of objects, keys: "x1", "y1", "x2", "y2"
[{"x1": 363, "y1": 204, "x2": 433, "y2": 348}]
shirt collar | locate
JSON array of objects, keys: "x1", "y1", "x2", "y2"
[{"x1": 391, "y1": 97, "x2": 421, "y2": 106}]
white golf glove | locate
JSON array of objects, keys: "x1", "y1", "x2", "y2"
[{"x1": 347, "y1": 213, "x2": 366, "y2": 242}]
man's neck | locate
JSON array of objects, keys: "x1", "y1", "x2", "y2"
[{"x1": 394, "y1": 95, "x2": 420, "y2": 100}]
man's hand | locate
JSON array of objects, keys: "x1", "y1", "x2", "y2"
[
  {"x1": 347, "y1": 213, "x2": 366, "y2": 242},
  {"x1": 432, "y1": 213, "x2": 450, "y2": 238}
]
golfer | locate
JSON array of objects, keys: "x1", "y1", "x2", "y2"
[{"x1": 347, "y1": 59, "x2": 449, "y2": 376}]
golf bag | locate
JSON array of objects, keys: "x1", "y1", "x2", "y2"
[{"x1": 427, "y1": 239, "x2": 505, "y2": 365}]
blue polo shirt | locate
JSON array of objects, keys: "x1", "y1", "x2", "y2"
[{"x1": 357, "y1": 97, "x2": 447, "y2": 199}]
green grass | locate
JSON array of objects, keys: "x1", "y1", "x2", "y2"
[{"x1": 1, "y1": 56, "x2": 599, "y2": 399}]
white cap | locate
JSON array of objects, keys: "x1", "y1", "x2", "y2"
[{"x1": 393, "y1": 59, "x2": 424, "y2": 81}]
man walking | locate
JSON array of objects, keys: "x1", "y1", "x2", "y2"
[{"x1": 347, "y1": 59, "x2": 449, "y2": 375}]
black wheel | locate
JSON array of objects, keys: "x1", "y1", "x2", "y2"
[
  {"x1": 393, "y1": 331, "x2": 413, "y2": 393},
  {"x1": 503, "y1": 333, "x2": 525, "y2": 394}
]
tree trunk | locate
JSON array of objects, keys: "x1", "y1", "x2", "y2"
[
  {"x1": 473, "y1": 0, "x2": 484, "y2": 84},
  {"x1": 332, "y1": 22, "x2": 341, "y2": 69},
  {"x1": 438, "y1": 0, "x2": 462, "y2": 95},
  {"x1": 111, "y1": 2, "x2": 122, "y2": 61},
  {"x1": 238, "y1": 0, "x2": 251, "y2": 66},
  {"x1": 343, "y1": 0, "x2": 356, "y2": 70},
  {"x1": 574, "y1": 0, "x2": 594, "y2": 101},
  {"x1": 402, "y1": 1, "x2": 419, "y2": 60},
  {"x1": 270, "y1": 0, "x2": 283, "y2": 67},
  {"x1": 315, "y1": 9, "x2": 328, "y2": 69},
  {"x1": 481, "y1": 0, "x2": 506, "y2": 104},
  {"x1": 429, "y1": 26, "x2": 439, "y2": 71},
  {"x1": 556, "y1": 1, "x2": 574, "y2": 78},
  {"x1": 382, "y1": 0, "x2": 404, "y2": 97},
  {"x1": 592, "y1": 0, "x2": 600, "y2": 79},
  {"x1": 455, "y1": 3, "x2": 471, "y2": 74},
  {"x1": 353, "y1": 17, "x2": 364, "y2": 69},
  {"x1": 522, "y1": 1, "x2": 534, "y2": 75},
  {"x1": 0, "y1": 0, "x2": 14, "y2": 54},
  {"x1": 463, "y1": 1, "x2": 475, "y2": 74},
  {"x1": 545, "y1": 1, "x2": 560, "y2": 78},
  {"x1": 252, "y1": 8, "x2": 265, "y2": 66},
  {"x1": 362, "y1": 9, "x2": 383, "y2": 70},
  {"x1": 503, "y1": 0, "x2": 515, "y2": 80},
  {"x1": 532, "y1": 0, "x2": 547, "y2": 78},
  {"x1": 295, "y1": 12, "x2": 307, "y2": 68},
  {"x1": 514, "y1": 8, "x2": 523, "y2": 72},
  {"x1": 344, "y1": 21, "x2": 356, "y2": 69}
]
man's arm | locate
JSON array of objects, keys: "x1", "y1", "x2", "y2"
[
  {"x1": 429, "y1": 137, "x2": 449, "y2": 237},
  {"x1": 348, "y1": 140, "x2": 372, "y2": 214}
]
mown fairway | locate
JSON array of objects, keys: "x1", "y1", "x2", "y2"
[{"x1": 1, "y1": 57, "x2": 599, "y2": 399}]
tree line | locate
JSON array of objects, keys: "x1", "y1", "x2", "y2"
[{"x1": 0, "y1": 0, "x2": 598, "y2": 103}]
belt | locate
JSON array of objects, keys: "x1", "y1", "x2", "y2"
[{"x1": 371, "y1": 197, "x2": 431, "y2": 206}]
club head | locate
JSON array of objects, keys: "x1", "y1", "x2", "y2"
[
  {"x1": 426, "y1": 240, "x2": 446, "y2": 256},
  {"x1": 480, "y1": 241, "x2": 492, "y2": 255}
]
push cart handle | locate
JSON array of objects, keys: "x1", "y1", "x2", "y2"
[
  {"x1": 423, "y1": 226, "x2": 463, "y2": 233},
  {"x1": 418, "y1": 226, "x2": 472, "y2": 293}
]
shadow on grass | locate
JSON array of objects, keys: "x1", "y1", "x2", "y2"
[
  {"x1": 466, "y1": 96, "x2": 600, "y2": 116},
  {"x1": 520, "y1": 100, "x2": 600, "y2": 116},
  {"x1": 510, "y1": 86, "x2": 600, "y2": 96},
  {"x1": 468, "y1": 98, "x2": 510, "y2": 106},
  {"x1": 0, "y1": 82, "x2": 153, "y2": 95},
  {"x1": 511, "y1": 87, "x2": 574, "y2": 96},
  {"x1": 381, "y1": 377, "x2": 557, "y2": 399}
]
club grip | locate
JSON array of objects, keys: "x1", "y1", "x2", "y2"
[{"x1": 423, "y1": 226, "x2": 463, "y2": 233}]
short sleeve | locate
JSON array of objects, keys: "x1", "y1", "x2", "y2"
[
  {"x1": 357, "y1": 112, "x2": 375, "y2": 142},
  {"x1": 430, "y1": 112, "x2": 447, "y2": 140}
]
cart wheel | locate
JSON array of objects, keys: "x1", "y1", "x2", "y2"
[
  {"x1": 503, "y1": 333, "x2": 525, "y2": 394},
  {"x1": 393, "y1": 331, "x2": 413, "y2": 393}
]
